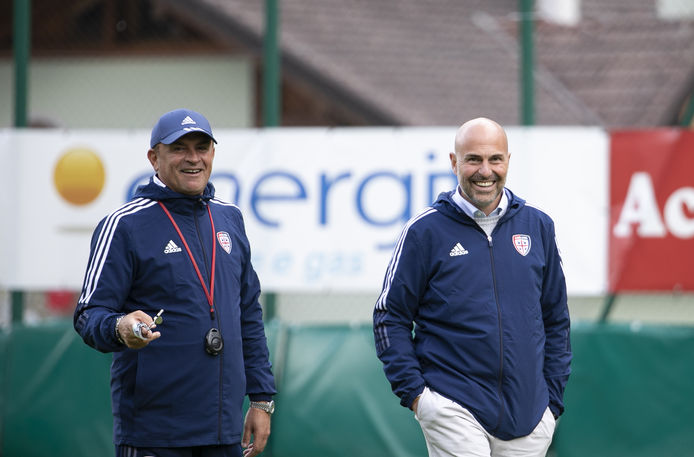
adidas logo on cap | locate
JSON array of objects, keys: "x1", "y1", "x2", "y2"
[{"x1": 150, "y1": 108, "x2": 217, "y2": 148}]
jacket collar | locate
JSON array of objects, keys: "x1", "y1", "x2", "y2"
[
  {"x1": 133, "y1": 175, "x2": 215, "y2": 212},
  {"x1": 434, "y1": 188, "x2": 524, "y2": 224}
]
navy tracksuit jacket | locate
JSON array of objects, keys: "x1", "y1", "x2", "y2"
[
  {"x1": 74, "y1": 177, "x2": 276, "y2": 447},
  {"x1": 374, "y1": 189, "x2": 571, "y2": 440}
]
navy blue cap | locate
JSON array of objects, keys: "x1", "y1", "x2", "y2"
[{"x1": 149, "y1": 109, "x2": 217, "y2": 148}]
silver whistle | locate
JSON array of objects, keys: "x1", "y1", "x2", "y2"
[
  {"x1": 132, "y1": 322, "x2": 150, "y2": 340},
  {"x1": 152, "y1": 309, "x2": 164, "y2": 326},
  {"x1": 132, "y1": 309, "x2": 164, "y2": 340}
]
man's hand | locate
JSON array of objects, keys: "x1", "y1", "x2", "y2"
[
  {"x1": 117, "y1": 311, "x2": 161, "y2": 349},
  {"x1": 242, "y1": 405, "x2": 272, "y2": 457},
  {"x1": 411, "y1": 395, "x2": 421, "y2": 415}
]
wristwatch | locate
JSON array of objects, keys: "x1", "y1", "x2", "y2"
[
  {"x1": 250, "y1": 400, "x2": 275, "y2": 415},
  {"x1": 115, "y1": 315, "x2": 126, "y2": 344}
]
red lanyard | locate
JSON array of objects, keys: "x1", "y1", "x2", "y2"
[{"x1": 159, "y1": 202, "x2": 217, "y2": 315}]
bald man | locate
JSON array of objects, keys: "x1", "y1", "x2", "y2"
[{"x1": 373, "y1": 118, "x2": 571, "y2": 457}]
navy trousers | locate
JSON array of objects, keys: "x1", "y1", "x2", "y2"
[{"x1": 115, "y1": 444, "x2": 243, "y2": 457}]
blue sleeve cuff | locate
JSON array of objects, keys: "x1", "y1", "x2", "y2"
[
  {"x1": 249, "y1": 394, "x2": 274, "y2": 402},
  {"x1": 402, "y1": 384, "x2": 426, "y2": 409}
]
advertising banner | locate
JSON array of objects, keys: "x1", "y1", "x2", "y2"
[
  {"x1": 610, "y1": 130, "x2": 694, "y2": 291},
  {"x1": 0, "y1": 127, "x2": 607, "y2": 294}
]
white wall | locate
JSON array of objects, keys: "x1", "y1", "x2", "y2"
[{"x1": 0, "y1": 56, "x2": 254, "y2": 128}]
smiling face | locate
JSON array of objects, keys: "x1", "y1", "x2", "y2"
[
  {"x1": 450, "y1": 118, "x2": 510, "y2": 215},
  {"x1": 147, "y1": 132, "x2": 215, "y2": 195}
]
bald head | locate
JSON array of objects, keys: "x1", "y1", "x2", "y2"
[
  {"x1": 450, "y1": 117, "x2": 510, "y2": 215},
  {"x1": 454, "y1": 117, "x2": 508, "y2": 155}
]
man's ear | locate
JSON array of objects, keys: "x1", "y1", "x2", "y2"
[
  {"x1": 449, "y1": 151, "x2": 457, "y2": 172},
  {"x1": 147, "y1": 147, "x2": 158, "y2": 172}
]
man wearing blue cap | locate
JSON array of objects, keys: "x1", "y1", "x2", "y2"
[{"x1": 74, "y1": 109, "x2": 276, "y2": 457}]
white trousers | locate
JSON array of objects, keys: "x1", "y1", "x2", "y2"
[{"x1": 414, "y1": 387, "x2": 556, "y2": 457}]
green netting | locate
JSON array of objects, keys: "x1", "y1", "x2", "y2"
[
  {"x1": 267, "y1": 324, "x2": 426, "y2": 457},
  {"x1": 2, "y1": 321, "x2": 694, "y2": 456},
  {"x1": 552, "y1": 322, "x2": 694, "y2": 457},
  {"x1": 1, "y1": 322, "x2": 112, "y2": 456},
  {"x1": 0, "y1": 329, "x2": 8, "y2": 450}
]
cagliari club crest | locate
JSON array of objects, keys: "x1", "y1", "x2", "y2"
[
  {"x1": 217, "y1": 231, "x2": 232, "y2": 254},
  {"x1": 512, "y1": 234, "x2": 531, "y2": 256}
]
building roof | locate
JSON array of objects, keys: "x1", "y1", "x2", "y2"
[
  {"x1": 4, "y1": 0, "x2": 693, "y2": 127},
  {"x1": 163, "y1": 0, "x2": 694, "y2": 127}
]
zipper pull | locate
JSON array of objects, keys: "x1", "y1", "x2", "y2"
[{"x1": 487, "y1": 235, "x2": 493, "y2": 247}]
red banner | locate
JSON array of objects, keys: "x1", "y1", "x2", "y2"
[{"x1": 610, "y1": 130, "x2": 694, "y2": 291}]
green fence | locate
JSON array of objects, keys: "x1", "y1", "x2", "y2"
[
  {"x1": 1, "y1": 321, "x2": 112, "y2": 456},
  {"x1": 553, "y1": 323, "x2": 694, "y2": 457},
  {"x1": 1, "y1": 321, "x2": 693, "y2": 456}
]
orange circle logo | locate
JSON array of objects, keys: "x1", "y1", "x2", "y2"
[{"x1": 53, "y1": 147, "x2": 105, "y2": 205}]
